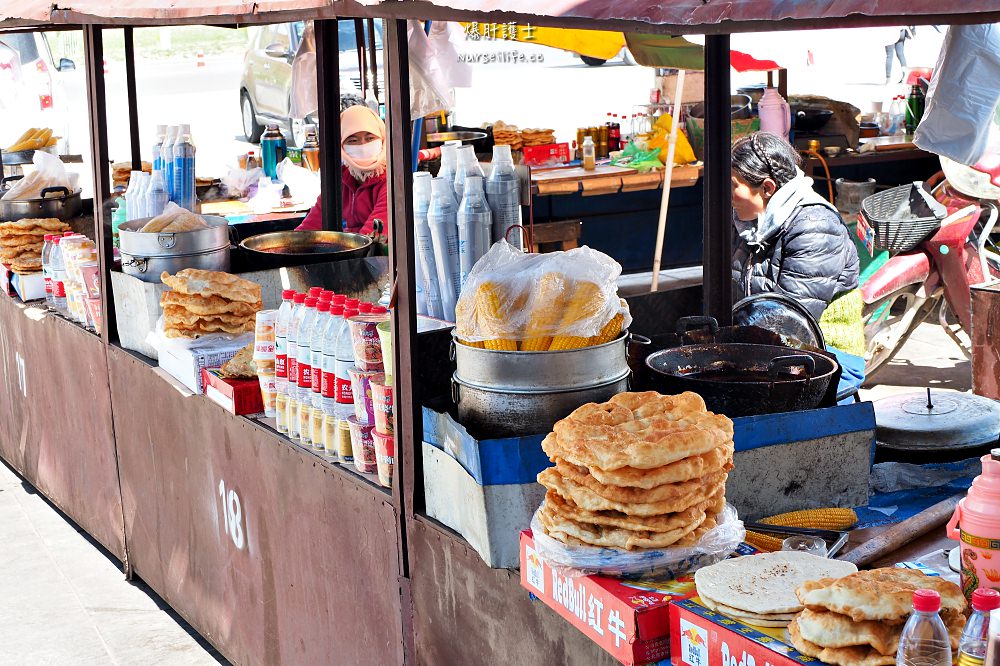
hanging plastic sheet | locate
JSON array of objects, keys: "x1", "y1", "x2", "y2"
[{"x1": 408, "y1": 21, "x2": 471, "y2": 119}]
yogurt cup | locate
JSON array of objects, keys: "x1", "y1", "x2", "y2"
[
  {"x1": 254, "y1": 310, "x2": 277, "y2": 360},
  {"x1": 257, "y1": 371, "x2": 277, "y2": 417},
  {"x1": 377, "y1": 320, "x2": 393, "y2": 384},
  {"x1": 347, "y1": 416, "x2": 377, "y2": 474},
  {"x1": 348, "y1": 314, "x2": 389, "y2": 371},
  {"x1": 371, "y1": 379, "x2": 394, "y2": 436},
  {"x1": 348, "y1": 367, "x2": 384, "y2": 424},
  {"x1": 373, "y1": 431, "x2": 394, "y2": 488}
]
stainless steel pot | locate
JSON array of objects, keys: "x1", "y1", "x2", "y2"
[
  {"x1": 452, "y1": 374, "x2": 630, "y2": 439},
  {"x1": 118, "y1": 215, "x2": 231, "y2": 282},
  {"x1": 0, "y1": 176, "x2": 83, "y2": 221}
]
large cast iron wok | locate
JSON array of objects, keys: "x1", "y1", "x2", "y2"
[{"x1": 238, "y1": 230, "x2": 372, "y2": 269}]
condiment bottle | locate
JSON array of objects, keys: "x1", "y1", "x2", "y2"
[
  {"x1": 581, "y1": 136, "x2": 596, "y2": 171},
  {"x1": 948, "y1": 449, "x2": 1000, "y2": 601},
  {"x1": 959, "y1": 588, "x2": 1000, "y2": 665}
]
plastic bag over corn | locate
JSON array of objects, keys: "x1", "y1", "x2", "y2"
[{"x1": 454, "y1": 240, "x2": 631, "y2": 351}]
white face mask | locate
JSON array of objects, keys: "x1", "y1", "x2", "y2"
[{"x1": 343, "y1": 139, "x2": 383, "y2": 162}]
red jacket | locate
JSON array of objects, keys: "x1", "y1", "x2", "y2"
[{"x1": 296, "y1": 165, "x2": 388, "y2": 235}]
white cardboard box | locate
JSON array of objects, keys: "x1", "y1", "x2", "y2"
[
  {"x1": 157, "y1": 336, "x2": 252, "y2": 394},
  {"x1": 13, "y1": 272, "x2": 46, "y2": 302}
]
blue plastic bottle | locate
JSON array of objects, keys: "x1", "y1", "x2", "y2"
[{"x1": 171, "y1": 130, "x2": 197, "y2": 211}]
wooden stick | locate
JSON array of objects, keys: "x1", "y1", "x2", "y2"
[
  {"x1": 839, "y1": 494, "x2": 963, "y2": 568},
  {"x1": 651, "y1": 69, "x2": 685, "y2": 293}
]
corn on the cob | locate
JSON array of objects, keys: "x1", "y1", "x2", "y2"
[
  {"x1": 549, "y1": 281, "x2": 603, "y2": 351},
  {"x1": 476, "y1": 281, "x2": 518, "y2": 351},
  {"x1": 520, "y1": 272, "x2": 568, "y2": 351},
  {"x1": 458, "y1": 338, "x2": 484, "y2": 348},
  {"x1": 760, "y1": 508, "x2": 857, "y2": 531},
  {"x1": 744, "y1": 530, "x2": 784, "y2": 552},
  {"x1": 588, "y1": 312, "x2": 624, "y2": 346}
]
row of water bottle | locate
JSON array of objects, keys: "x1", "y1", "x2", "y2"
[
  {"x1": 123, "y1": 124, "x2": 197, "y2": 222},
  {"x1": 413, "y1": 141, "x2": 521, "y2": 321}
]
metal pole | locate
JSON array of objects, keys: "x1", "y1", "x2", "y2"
[
  {"x1": 354, "y1": 18, "x2": 368, "y2": 99},
  {"x1": 366, "y1": 18, "x2": 380, "y2": 101},
  {"x1": 314, "y1": 20, "x2": 341, "y2": 231},
  {"x1": 124, "y1": 27, "x2": 141, "y2": 171},
  {"x1": 702, "y1": 35, "x2": 733, "y2": 324},
  {"x1": 651, "y1": 69, "x2": 685, "y2": 292},
  {"x1": 84, "y1": 25, "x2": 116, "y2": 345}
]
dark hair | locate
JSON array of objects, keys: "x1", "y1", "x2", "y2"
[{"x1": 731, "y1": 131, "x2": 801, "y2": 188}]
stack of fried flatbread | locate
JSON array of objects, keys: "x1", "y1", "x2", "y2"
[
  {"x1": 789, "y1": 568, "x2": 968, "y2": 666},
  {"x1": 536, "y1": 391, "x2": 734, "y2": 551},
  {"x1": 160, "y1": 268, "x2": 262, "y2": 339},
  {"x1": 0, "y1": 218, "x2": 72, "y2": 274},
  {"x1": 492, "y1": 121, "x2": 523, "y2": 151},
  {"x1": 521, "y1": 128, "x2": 556, "y2": 147},
  {"x1": 694, "y1": 552, "x2": 858, "y2": 628}
]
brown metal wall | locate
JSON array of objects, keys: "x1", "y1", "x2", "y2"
[
  {"x1": 107, "y1": 346, "x2": 405, "y2": 666},
  {"x1": 407, "y1": 518, "x2": 619, "y2": 666},
  {"x1": 972, "y1": 283, "x2": 1000, "y2": 400},
  {"x1": 0, "y1": 296, "x2": 126, "y2": 560}
]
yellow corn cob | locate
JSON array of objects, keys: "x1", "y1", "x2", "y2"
[
  {"x1": 33, "y1": 128, "x2": 52, "y2": 148},
  {"x1": 549, "y1": 281, "x2": 603, "y2": 351},
  {"x1": 520, "y1": 272, "x2": 568, "y2": 351},
  {"x1": 484, "y1": 339, "x2": 516, "y2": 351},
  {"x1": 588, "y1": 312, "x2": 624, "y2": 346},
  {"x1": 745, "y1": 530, "x2": 784, "y2": 553},
  {"x1": 476, "y1": 281, "x2": 518, "y2": 351},
  {"x1": 760, "y1": 508, "x2": 857, "y2": 531},
  {"x1": 7, "y1": 127, "x2": 36, "y2": 150},
  {"x1": 458, "y1": 338, "x2": 484, "y2": 348}
]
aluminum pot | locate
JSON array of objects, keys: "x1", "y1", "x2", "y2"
[
  {"x1": 118, "y1": 215, "x2": 231, "y2": 282},
  {"x1": 0, "y1": 176, "x2": 82, "y2": 221},
  {"x1": 452, "y1": 374, "x2": 630, "y2": 439}
]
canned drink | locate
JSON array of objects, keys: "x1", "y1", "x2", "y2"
[{"x1": 275, "y1": 393, "x2": 289, "y2": 433}]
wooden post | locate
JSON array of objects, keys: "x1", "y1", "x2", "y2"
[
  {"x1": 703, "y1": 35, "x2": 733, "y2": 324},
  {"x1": 315, "y1": 20, "x2": 342, "y2": 231}
]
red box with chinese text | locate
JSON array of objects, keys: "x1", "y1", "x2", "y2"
[
  {"x1": 201, "y1": 368, "x2": 265, "y2": 416},
  {"x1": 669, "y1": 598, "x2": 820, "y2": 666},
  {"x1": 522, "y1": 143, "x2": 571, "y2": 167},
  {"x1": 520, "y1": 530, "x2": 697, "y2": 666}
]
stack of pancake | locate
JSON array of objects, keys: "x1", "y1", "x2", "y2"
[
  {"x1": 0, "y1": 218, "x2": 72, "y2": 274},
  {"x1": 160, "y1": 268, "x2": 261, "y2": 339},
  {"x1": 536, "y1": 391, "x2": 734, "y2": 551}
]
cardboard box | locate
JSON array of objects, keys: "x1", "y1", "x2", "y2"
[
  {"x1": 520, "y1": 531, "x2": 698, "y2": 666},
  {"x1": 201, "y1": 368, "x2": 265, "y2": 416},
  {"x1": 669, "y1": 598, "x2": 821, "y2": 666},
  {"x1": 157, "y1": 336, "x2": 251, "y2": 394},
  {"x1": 0, "y1": 264, "x2": 12, "y2": 296},
  {"x1": 13, "y1": 271, "x2": 46, "y2": 302},
  {"x1": 523, "y1": 142, "x2": 571, "y2": 167}
]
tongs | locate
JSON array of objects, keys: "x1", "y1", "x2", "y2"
[{"x1": 744, "y1": 521, "x2": 850, "y2": 558}]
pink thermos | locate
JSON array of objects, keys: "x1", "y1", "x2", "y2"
[
  {"x1": 758, "y1": 87, "x2": 791, "y2": 140},
  {"x1": 948, "y1": 449, "x2": 1000, "y2": 601}
]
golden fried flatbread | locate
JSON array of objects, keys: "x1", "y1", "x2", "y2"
[
  {"x1": 161, "y1": 216, "x2": 209, "y2": 233},
  {"x1": 0, "y1": 218, "x2": 70, "y2": 233},
  {"x1": 543, "y1": 391, "x2": 733, "y2": 472},
  {"x1": 219, "y1": 343, "x2": 257, "y2": 379},
  {"x1": 543, "y1": 487, "x2": 722, "y2": 534},
  {"x1": 538, "y1": 466, "x2": 723, "y2": 517},
  {"x1": 161, "y1": 269, "x2": 261, "y2": 304},
  {"x1": 164, "y1": 318, "x2": 255, "y2": 338},
  {"x1": 789, "y1": 617, "x2": 895, "y2": 666},
  {"x1": 0, "y1": 246, "x2": 41, "y2": 260},
  {"x1": 0, "y1": 234, "x2": 48, "y2": 247},
  {"x1": 579, "y1": 440, "x2": 734, "y2": 489},
  {"x1": 555, "y1": 459, "x2": 729, "y2": 504},
  {"x1": 796, "y1": 607, "x2": 964, "y2": 657},
  {"x1": 537, "y1": 500, "x2": 706, "y2": 551},
  {"x1": 163, "y1": 305, "x2": 255, "y2": 328},
  {"x1": 698, "y1": 594, "x2": 797, "y2": 627},
  {"x1": 797, "y1": 568, "x2": 967, "y2": 622},
  {"x1": 160, "y1": 291, "x2": 261, "y2": 317},
  {"x1": 9, "y1": 257, "x2": 41, "y2": 269}
]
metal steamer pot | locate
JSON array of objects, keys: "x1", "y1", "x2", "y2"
[
  {"x1": 0, "y1": 176, "x2": 82, "y2": 221},
  {"x1": 118, "y1": 216, "x2": 231, "y2": 282},
  {"x1": 451, "y1": 331, "x2": 634, "y2": 438}
]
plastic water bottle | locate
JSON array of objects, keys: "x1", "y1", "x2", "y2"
[
  {"x1": 428, "y1": 176, "x2": 461, "y2": 321},
  {"x1": 320, "y1": 302, "x2": 346, "y2": 457},
  {"x1": 457, "y1": 175, "x2": 492, "y2": 289},
  {"x1": 172, "y1": 129, "x2": 196, "y2": 211},
  {"x1": 285, "y1": 292, "x2": 307, "y2": 440},
  {"x1": 295, "y1": 297, "x2": 319, "y2": 446},
  {"x1": 162, "y1": 126, "x2": 178, "y2": 201},
  {"x1": 897, "y1": 589, "x2": 953, "y2": 666},
  {"x1": 485, "y1": 144, "x2": 521, "y2": 248},
  {"x1": 148, "y1": 170, "x2": 169, "y2": 219},
  {"x1": 151, "y1": 124, "x2": 166, "y2": 175},
  {"x1": 413, "y1": 172, "x2": 442, "y2": 319},
  {"x1": 453, "y1": 145, "x2": 484, "y2": 203},
  {"x1": 41, "y1": 234, "x2": 54, "y2": 305},
  {"x1": 334, "y1": 307, "x2": 360, "y2": 463},
  {"x1": 309, "y1": 298, "x2": 333, "y2": 449},
  {"x1": 124, "y1": 171, "x2": 143, "y2": 221},
  {"x1": 274, "y1": 289, "x2": 295, "y2": 434},
  {"x1": 959, "y1": 589, "x2": 1000, "y2": 666},
  {"x1": 49, "y1": 237, "x2": 66, "y2": 313},
  {"x1": 437, "y1": 139, "x2": 461, "y2": 186}
]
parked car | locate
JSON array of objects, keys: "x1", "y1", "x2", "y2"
[
  {"x1": 0, "y1": 32, "x2": 73, "y2": 153},
  {"x1": 239, "y1": 20, "x2": 383, "y2": 146}
]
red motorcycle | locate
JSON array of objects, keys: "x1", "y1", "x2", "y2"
[{"x1": 861, "y1": 176, "x2": 1000, "y2": 377}]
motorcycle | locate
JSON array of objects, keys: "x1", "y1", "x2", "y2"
[{"x1": 861, "y1": 175, "x2": 1000, "y2": 377}]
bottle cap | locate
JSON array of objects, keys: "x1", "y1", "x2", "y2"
[
  {"x1": 52, "y1": 237, "x2": 61, "y2": 244},
  {"x1": 304, "y1": 297, "x2": 318, "y2": 307},
  {"x1": 320, "y1": 290, "x2": 335, "y2": 300},
  {"x1": 282, "y1": 289, "x2": 295, "y2": 300},
  {"x1": 912, "y1": 589, "x2": 941, "y2": 613},
  {"x1": 359, "y1": 303, "x2": 373, "y2": 313},
  {"x1": 344, "y1": 308, "x2": 359, "y2": 319},
  {"x1": 317, "y1": 301, "x2": 331, "y2": 313},
  {"x1": 44, "y1": 234, "x2": 54, "y2": 241},
  {"x1": 64, "y1": 231, "x2": 74, "y2": 236},
  {"x1": 330, "y1": 304, "x2": 344, "y2": 316},
  {"x1": 293, "y1": 293, "x2": 306, "y2": 304},
  {"x1": 332, "y1": 294, "x2": 347, "y2": 304},
  {"x1": 309, "y1": 287, "x2": 323, "y2": 297},
  {"x1": 972, "y1": 588, "x2": 1000, "y2": 612},
  {"x1": 346, "y1": 298, "x2": 360, "y2": 308},
  {"x1": 372, "y1": 305, "x2": 388, "y2": 314}
]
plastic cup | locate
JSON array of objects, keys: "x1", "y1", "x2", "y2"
[
  {"x1": 376, "y1": 320, "x2": 393, "y2": 384},
  {"x1": 348, "y1": 314, "x2": 389, "y2": 370},
  {"x1": 373, "y1": 430, "x2": 394, "y2": 488},
  {"x1": 348, "y1": 367, "x2": 384, "y2": 424},
  {"x1": 371, "y1": 379, "x2": 394, "y2": 436},
  {"x1": 254, "y1": 310, "x2": 277, "y2": 361},
  {"x1": 347, "y1": 416, "x2": 377, "y2": 474},
  {"x1": 257, "y1": 371, "x2": 277, "y2": 417}
]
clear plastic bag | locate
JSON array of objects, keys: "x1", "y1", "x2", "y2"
[
  {"x1": 1, "y1": 150, "x2": 72, "y2": 200},
  {"x1": 454, "y1": 241, "x2": 631, "y2": 346},
  {"x1": 530, "y1": 503, "x2": 745, "y2": 578}
]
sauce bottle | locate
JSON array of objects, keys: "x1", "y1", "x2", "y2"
[
  {"x1": 581, "y1": 136, "x2": 596, "y2": 171},
  {"x1": 948, "y1": 449, "x2": 1000, "y2": 601}
]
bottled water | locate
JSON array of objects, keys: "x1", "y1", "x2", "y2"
[
  {"x1": 485, "y1": 144, "x2": 521, "y2": 248},
  {"x1": 897, "y1": 590, "x2": 953, "y2": 666},
  {"x1": 295, "y1": 297, "x2": 319, "y2": 446},
  {"x1": 333, "y1": 306, "x2": 360, "y2": 463},
  {"x1": 320, "y1": 301, "x2": 347, "y2": 458},
  {"x1": 958, "y1": 589, "x2": 1000, "y2": 666},
  {"x1": 285, "y1": 293, "x2": 307, "y2": 440},
  {"x1": 41, "y1": 234, "x2": 55, "y2": 306},
  {"x1": 148, "y1": 170, "x2": 169, "y2": 219},
  {"x1": 162, "y1": 126, "x2": 178, "y2": 202},
  {"x1": 171, "y1": 129, "x2": 196, "y2": 211},
  {"x1": 457, "y1": 175, "x2": 492, "y2": 289},
  {"x1": 49, "y1": 237, "x2": 66, "y2": 313},
  {"x1": 151, "y1": 124, "x2": 166, "y2": 175}
]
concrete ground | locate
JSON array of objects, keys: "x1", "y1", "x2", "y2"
[
  {"x1": 0, "y1": 460, "x2": 224, "y2": 666},
  {"x1": 860, "y1": 321, "x2": 972, "y2": 402}
]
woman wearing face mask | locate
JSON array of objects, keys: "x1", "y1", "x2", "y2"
[{"x1": 296, "y1": 104, "x2": 387, "y2": 234}]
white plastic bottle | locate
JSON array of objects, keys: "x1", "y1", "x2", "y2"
[
  {"x1": 151, "y1": 124, "x2": 167, "y2": 175},
  {"x1": 49, "y1": 237, "x2": 66, "y2": 312},
  {"x1": 148, "y1": 170, "x2": 169, "y2": 219},
  {"x1": 274, "y1": 289, "x2": 295, "y2": 434},
  {"x1": 896, "y1": 589, "x2": 952, "y2": 666},
  {"x1": 453, "y1": 145, "x2": 484, "y2": 203},
  {"x1": 485, "y1": 144, "x2": 521, "y2": 248},
  {"x1": 134, "y1": 172, "x2": 151, "y2": 220},
  {"x1": 333, "y1": 306, "x2": 359, "y2": 463},
  {"x1": 41, "y1": 234, "x2": 55, "y2": 306},
  {"x1": 285, "y1": 292, "x2": 307, "y2": 440},
  {"x1": 457, "y1": 175, "x2": 492, "y2": 289},
  {"x1": 172, "y1": 128, "x2": 196, "y2": 211},
  {"x1": 124, "y1": 171, "x2": 143, "y2": 221},
  {"x1": 162, "y1": 125, "x2": 178, "y2": 202},
  {"x1": 320, "y1": 301, "x2": 347, "y2": 459},
  {"x1": 295, "y1": 297, "x2": 319, "y2": 446},
  {"x1": 309, "y1": 298, "x2": 333, "y2": 449},
  {"x1": 427, "y1": 176, "x2": 461, "y2": 321},
  {"x1": 958, "y1": 589, "x2": 1000, "y2": 665}
]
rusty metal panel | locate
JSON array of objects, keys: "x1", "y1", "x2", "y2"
[
  {"x1": 107, "y1": 346, "x2": 404, "y2": 665},
  {"x1": 0, "y1": 297, "x2": 125, "y2": 561},
  {"x1": 407, "y1": 518, "x2": 619, "y2": 666},
  {"x1": 972, "y1": 283, "x2": 1000, "y2": 400}
]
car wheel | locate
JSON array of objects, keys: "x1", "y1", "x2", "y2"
[
  {"x1": 580, "y1": 55, "x2": 607, "y2": 67},
  {"x1": 241, "y1": 91, "x2": 264, "y2": 143}
]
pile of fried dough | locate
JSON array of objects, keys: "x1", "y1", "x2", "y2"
[
  {"x1": 536, "y1": 391, "x2": 734, "y2": 551},
  {"x1": 160, "y1": 268, "x2": 261, "y2": 339},
  {"x1": 0, "y1": 218, "x2": 71, "y2": 274},
  {"x1": 789, "y1": 568, "x2": 968, "y2": 666}
]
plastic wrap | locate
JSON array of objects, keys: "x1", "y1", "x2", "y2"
[
  {"x1": 530, "y1": 503, "x2": 744, "y2": 578},
  {"x1": 454, "y1": 241, "x2": 631, "y2": 346},
  {"x1": 2, "y1": 150, "x2": 72, "y2": 200}
]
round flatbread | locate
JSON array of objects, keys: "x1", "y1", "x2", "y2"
[
  {"x1": 581, "y1": 440, "x2": 734, "y2": 489},
  {"x1": 698, "y1": 593, "x2": 796, "y2": 627},
  {"x1": 555, "y1": 459, "x2": 729, "y2": 504},
  {"x1": 695, "y1": 551, "x2": 858, "y2": 615}
]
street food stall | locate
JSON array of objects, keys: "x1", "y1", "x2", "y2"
[{"x1": 1, "y1": 0, "x2": 1000, "y2": 664}]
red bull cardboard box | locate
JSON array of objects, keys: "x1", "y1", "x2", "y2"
[
  {"x1": 519, "y1": 530, "x2": 698, "y2": 666},
  {"x1": 669, "y1": 598, "x2": 822, "y2": 666}
]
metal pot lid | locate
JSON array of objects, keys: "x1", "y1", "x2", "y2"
[
  {"x1": 875, "y1": 389, "x2": 1000, "y2": 451},
  {"x1": 732, "y1": 293, "x2": 825, "y2": 349}
]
